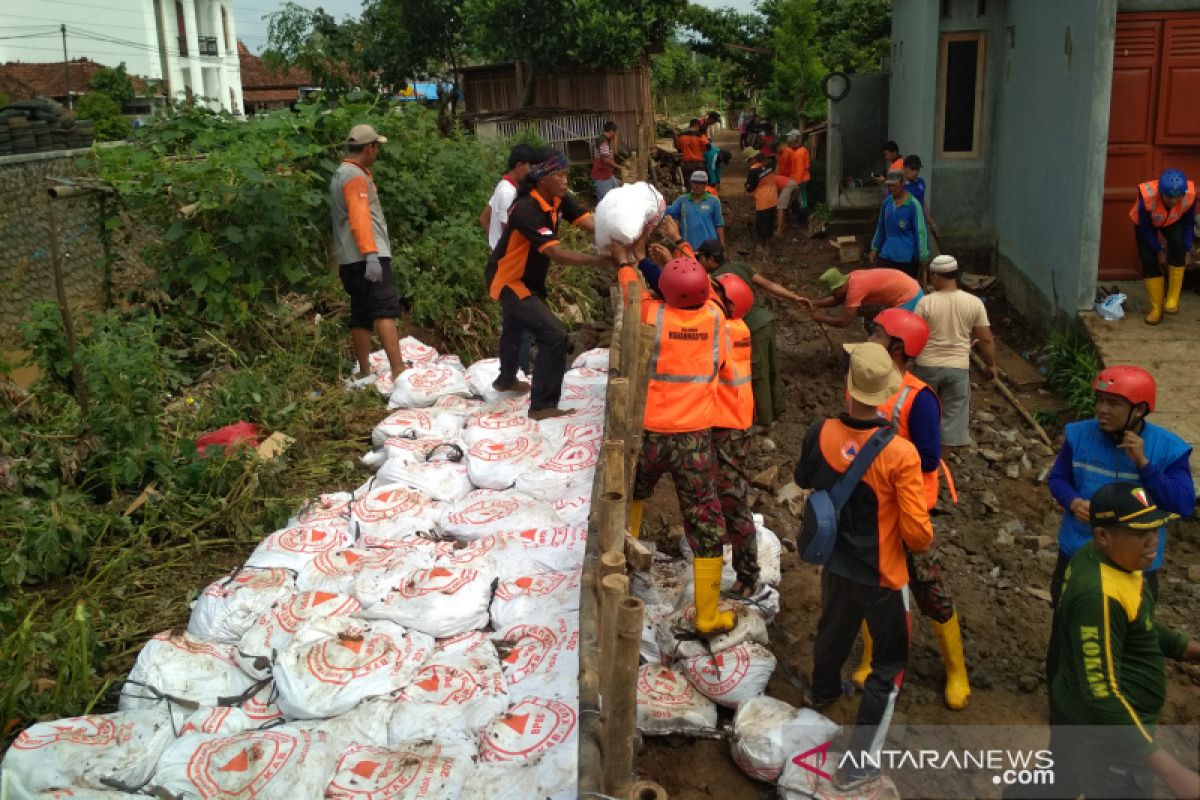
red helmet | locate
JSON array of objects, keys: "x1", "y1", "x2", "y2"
[
  {"x1": 659, "y1": 257, "x2": 710, "y2": 309},
  {"x1": 1093, "y1": 366, "x2": 1155, "y2": 412},
  {"x1": 872, "y1": 308, "x2": 929, "y2": 359},
  {"x1": 715, "y1": 273, "x2": 754, "y2": 320}
]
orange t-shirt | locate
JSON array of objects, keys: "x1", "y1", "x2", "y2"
[
  {"x1": 844, "y1": 269, "x2": 920, "y2": 309},
  {"x1": 677, "y1": 131, "x2": 709, "y2": 162}
]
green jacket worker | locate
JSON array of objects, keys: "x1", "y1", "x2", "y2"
[{"x1": 1046, "y1": 481, "x2": 1200, "y2": 800}]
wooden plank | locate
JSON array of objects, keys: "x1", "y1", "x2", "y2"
[{"x1": 993, "y1": 339, "x2": 1045, "y2": 389}]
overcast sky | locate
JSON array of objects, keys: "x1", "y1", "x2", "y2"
[{"x1": 236, "y1": 0, "x2": 758, "y2": 53}]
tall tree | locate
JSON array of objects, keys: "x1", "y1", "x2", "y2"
[
  {"x1": 263, "y1": 3, "x2": 371, "y2": 94},
  {"x1": 680, "y1": 3, "x2": 773, "y2": 93},
  {"x1": 90, "y1": 62, "x2": 136, "y2": 108},
  {"x1": 761, "y1": 0, "x2": 825, "y2": 129},
  {"x1": 814, "y1": 0, "x2": 891, "y2": 73}
]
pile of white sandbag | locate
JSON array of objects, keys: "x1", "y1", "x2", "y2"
[{"x1": 1, "y1": 339, "x2": 607, "y2": 800}]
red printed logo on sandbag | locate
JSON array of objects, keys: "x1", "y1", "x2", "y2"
[
  {"x1": 637, "y1": 666, "x2": 697, "y2": 707},
  {"x1": 394, "y1": 567, "x2": 477, "y2": 598},
  {"x1": 273, "y1": 526, "x2": 344, "y2": 554},
  {"x1": 306, "y1": 549, "x2": 366, "y2": 578},
  {"x1": 543, "y1": 439, "x2": 599, "y2": 473},
  {"x1": 294, "y1": 494, "x2": 351, "y2": 525},
  {"x1": 154, "y1": 631, "x2": 240, "y2": 666},
  {"x1": 409, "y1": 367, "x2": 458, "y2": 391},
  {"x1": 353, "y1": 488, "x2": 429, "y2": 523},
  {"x1": 327, "y1": 744, "x2": 462, "y2": 800},
  {"x1": 305, "y1": 629, "x2": 398, "y2": 685},
  {"x1": 470, "y1": 412, "x2": 536, "y2": 431},
  {"x1": 380, "y1": 409, "x2": 433, "y2": 430},
  {"x1": 495, "y1": 573, "x2": 567, "y2": 601},
  {"x1": 12, "y1": 716, "x2": 130, "y2": 750},
  {"x1": 186, "y1": 730, "x2": 306, "y2": 796},
  {"x1": 400, "y1": 664, "x2": 480, "y2": 705},
  {"x1": 400, "y1": 340, "x2": 438, "y2": 364},
  {"x1": 480, "y1": 698, "x2": 577, "y2": 763},
  {"x1": 563, "y1": 422, "x2": 603, "y2": 442},
  {"x1": 241, "y1": 686, "x2": 283, "y2": 724},
  {"x1": 517, "y1": 527, "x2": 581, "y2": 549},
  {"x1": 468, "y1": 437, "x2": 539, "y2": 462},
  {"x1": 275, "y1": 591, "x2": 360, "y2": 634},
  {"x1": 448, "y1": 497, "x2": 519, "y2": 525},
  {"x1": 683, "y1": 647, "x2": 751, "y2": 697},
  {"x1": 439, "y1": 536, "x2": 496, "y2": 564},
  {"x1": 498, "y1": 624, "x2": 559, "y2": 684},
  {"x1": 201, "y1": 567, "x2": 291, "y2": 599}
]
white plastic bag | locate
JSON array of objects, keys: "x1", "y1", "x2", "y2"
[
  {"x1": 594, "y1": 181, "x2": 666, "y2": 256},
  {"x1": 640, "y1": 603, "x2": 674, "y2": 665},
  {"x1": 465, "y1": 435, "x2": 549, "y2": 490},
  {"x1": 492, "y1": 617, "x2": 579, "y2": 703},
  {"x1": 571, "y1": 348, "x2": 610, "y2": 371},
  {"x1": 356, "y1": 565, "x2": 494, "y2": 639},
  {"x1": 187, "y1": 567, "x2": 295, "y2": 644},
  {"x1": 326, "y1": 740, "x2": 476, "y2": 800},
  {"x1": 440, "y1": 490, "x2": 564, "y2": 540},
  {"x1": 389, "y1": 365, "x2": 471, "y2": 409},
  {"x1": 636, "y1": 664, "x2": 719, "y2": 736},
  {"x1": 2, "y1": 707, "x2": 175, "y2": 794},
  {"x1": 1095, "y1": 292, "x2": 1127, "y2": 321},
  {"x1": 378, "y1": 457, "x2": 474, "y2": 503},
  {"x1": 150, "y1": 726, "x2": 337, "y2": 799},
  {"x1": 490, "y1": 569, "x2": 581, "y2": 630},
  {"x1": 244, "y1": 525, "x2": 354, "y2": 572},
  {"x1": 753, "y1": 513, "x2": 783, "y2": 587},
  {"x1": 464, "y1": 358, "x2": 531, "y2": 403},
  {"x1": 678, "y1": 642, "x2": 776, "y2": 709},
  {"x1": 177, "y1": 706, "x2": 252, "y2": 737},
  {"x1": 733, "y1": 700, "x2": 840, "y2": 784},
  {"x1": 387, "y1": 645, "x2": 509, "y2": 743},
  {"x1": 119, "y1": 631, "x2": 256, "y2": 713},
  {"x1": 351, "y1": 485, "x2": 443, "y2": 546},
  {"x1": 273, "y1": 617, "x2": 433, "y2": 719},
  {"x1": 236, "y1": 590, "x2": 362, "y2": 679}
]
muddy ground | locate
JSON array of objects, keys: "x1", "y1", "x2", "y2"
[{"x1": 625, "y1": 131, "x2": 1200, "y2": 799}]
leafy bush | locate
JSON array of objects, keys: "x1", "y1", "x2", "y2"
[
  {"x1": 1041, "y1": 330, "x2": 1101, "y2": 419},
  {"x1": 75, "y1": 92, "x2": 131, "y2": 141}
]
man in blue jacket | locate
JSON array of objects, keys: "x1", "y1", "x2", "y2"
[{"x1": 1047, "y1": 365, "x2": 1193, "y2": 604}]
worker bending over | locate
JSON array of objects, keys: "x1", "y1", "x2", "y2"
[
  {"x1": 803, "y1": 267, "x2": 922, "y2": 328},
  {"x1": 1131, "y1": 168, "x2": 1196, "y2": 324}
]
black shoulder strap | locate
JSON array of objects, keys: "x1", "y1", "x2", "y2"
[{"x1": 828, "y1": 425, "x2": 895, "y2": 509}]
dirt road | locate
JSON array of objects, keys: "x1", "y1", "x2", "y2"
[{"x1": 632, "y1": 129, "x2": 1200, "y2": 798}]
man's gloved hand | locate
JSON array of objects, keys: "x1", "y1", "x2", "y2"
[{"x1": 364, "y1": 253, "x2": 382, "y2": 282}]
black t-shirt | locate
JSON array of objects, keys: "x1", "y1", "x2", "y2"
[{"x1": 486, "y1": 190, "x2": 589, "y2": 300}]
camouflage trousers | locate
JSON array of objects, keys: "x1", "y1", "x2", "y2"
[
  {"x1": 633, "y1": 429, "x2": 726, "y2": 558},
  {"x1": 712, "y1": 427, "x2": 760, "y2": 584},
  {"x1": 907, "y1": 541, "x2": 955, "y2": 623}
]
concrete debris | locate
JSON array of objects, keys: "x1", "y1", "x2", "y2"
[
  {"x1": 751, "y1": 465, "x2": 779, "y2": 491},
  {"x1": 775, "y1": 483, "x2": 808, "y2": 516},
  {"x1": 999, "y1": 519, "x2": 1025, "y2": 536},
  {"x1": 1004, "y1": 463, "x2": 1021, "y2": 480},
  {"x1": 974, "y1": 411, "x2": 996, "y2": 423},
  {"x1": 980, "y1": 449, "x2": 1005, "y2": 464},
  {"x1": 1023, "y1": 587, "x2": 1053, "y2": 604},
  {"x1": 978, "y1": 490, "x2": 1001, "y2": 514}
]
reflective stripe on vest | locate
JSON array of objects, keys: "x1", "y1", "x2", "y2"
[
  {"x1": 644, "y1": 302, "x2": 723, "y2": 433},
  {"x1": 889, "y1": 385, "x2": 913, "y2": 428},
  {"x1": 1128, "y1": 180, "x2": 1197, "y2": 228},
  {"x1": 649, "y1": 303, "x2": 720, "y2": 384},
  {"x1": 715, "y1": 318, "x2": 754, "y2": 430}
]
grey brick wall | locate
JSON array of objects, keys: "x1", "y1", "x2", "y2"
[{"x1": 0, "y1": 149, "x2": 106, "y2": 339}]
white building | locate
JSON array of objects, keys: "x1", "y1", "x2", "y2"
[{"x1": 0, "y1": 0, "x2": 243, "y2": 114}]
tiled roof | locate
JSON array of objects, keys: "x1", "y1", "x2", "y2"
[
  {"x1": 237, "y1": 41, "x2": 313, "y2": 90},
  {"x1": 244, "y1": 88, "x2": 301, "y2": 103},
  {"x1": 0, "y1": 58, "x2": 155, "y2": 100}
]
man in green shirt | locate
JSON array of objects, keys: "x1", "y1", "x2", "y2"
[
  {"x1": 1045, "y1": 481, "x2": 1200, "y2": 799},
  {"x1": 695, "y1": 239, "x2": 805, "y2": 428}
]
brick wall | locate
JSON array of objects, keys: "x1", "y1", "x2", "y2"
[{"x1": 0, "y1": 149, "x2": 106, "y2": 339}]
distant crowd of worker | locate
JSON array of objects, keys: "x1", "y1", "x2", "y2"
[{"x1": 327, "y1": 122, "x2": 1200, "y2": 798}]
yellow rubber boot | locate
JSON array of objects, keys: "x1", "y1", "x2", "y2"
[
  {"x1": 1165, "y1": 265, "x2": 1185, "y2": 314},
  {"x1": 628, "y1": 500, "x2": 644, "y2": 540},
  {"x1": 850, "y1": 621, "x2": 872, "y2": 689},
  {"x1": 1144, "y1": 277, "x2": 1165, "y2": 325},
  {"x1": 693, "y1": 557, "x2": 736, "y2": 635},
  {"x1": 931, "y1": 612, "x2": 971, "y2": 710}
]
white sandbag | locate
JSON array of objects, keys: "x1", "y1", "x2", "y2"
[
  {"x1": 244, "y1": 525, "x2": 354, "y2": 572},
  {"x1": 372, "y1": 410, "x2": 466, "y2": 448},
  {"x1": 492, "y1": 618, "x2": 579, "y2": 703},
  {"x1": 236, "y1": 590, "x2": 362, "y2": 679},
  {"x1": 150, "y1": 726, "x2": 337, "y2": 800},
  {"x1": 434, "y1": 393, "x2": 485, "y2": 413},
  {"x1": 363, "y1": 435, "x2": 458, "y2": 471},
  {"x1": 351, "y1": 485, "x2": 443, "y2": 546},
  {"x1": 478, "y1": 696, "x2": 578, "y2": 766},
  {"x1": 490, "y1": 569, "x2": 581, "y2": 630},
  {"x1": 293, "y1": 697, "x2": 392, "y2": 752},
  {"x1": 532, "y1": 418, "x2": 603, "y2": 449},
  {"x1": 241, "y1": 681, "x2": 285, "y2": 726},
  {"x1": 326, "y1": 740, "x2": 476, "y2": 800},
  {"x1": 779, "y1": 751, "x2": 900, "y2": 800},
  {"x1": 378, "y1": 458, "x2": 474, "y2": 503},
  {"x1": 177, "y1": 706, "x2": 252, "y2": 737},
  {"x1": 461, "y1": 410, "x2": 540, "y2": 447},
  {"x1": 295, "y1": 548, "x2": 376, "y2": 594},
  {"x1": 389, "y1": 365, "x2": 471, "y2": 409},
  {"x1": 512, "y1": 437, "x2": 598, "y2": 501},
  {"x1": 387, "y1": 645, "x2": 509, "y2": 743},
  {"x1": 753, "y1": 513, "x2": 783, "y2": 587},
  {"x1": 640, "y1": 603, "x2": 675, "y2": 666},
  {"x1": 273, "y1": 617, "x2": 433, "y2": 720},
  {"x1": 356, "y1": 565, "x2": 494, "y2": 638},
  {"x1": 560, "y1": 366, "x2": 608, "y2": 398},
  {"x1": 187, "y1": 567, "x2": 295, "y2": 644},
  {"x1": 119, "y1": 631, "x2": 256, "y2": 713},
  {"x1": 636, "y1": 664, "x2": 719, "y2": 736},
  {"x1": 551, "y1": 492, "x2": 592, "y2": 527},
  {"x1": 399, "y1": 336, "x2": 441, "y2": 366},
  {"x1": 662, "y1": 602, "x2": 770, "y2": 661},
  {"x1": 733, "y1": 700, "x2": 840, "y2": 784},
  {"x1": 440, "y1": 490, "x2": 564, "y2": 541},
  {"x1": 465, "y1": 435, "x2": 549, "y2": 490},
  {"x1": 464, "y1": 358, "x2": 531, "y2": 403},
  {"x1": 571, "y1": 348, "x2": 610, "y2": 371},
  {"x1": 593, "y1": 181, "x2": 665, "y2": 256},
  {"x1": 492, "y1": 527, "x2": 586, "y2": 578},
  {"x1": 631, "y1": 556, "x2": 690, "y2": 610},
  {"x1": 436, "y1": 353, "x2": 464, "y2": 371},
  {"x1": 678, "y1": 642, "x2": 776, "y2": 709},
  {"x1": 434, "y1": 628, "x2": 495, "y2": 656},
  {"x1": 2, "y1": 707, "x2": 175, "y2": 794},
  {"x1": 290, "y1": 491, "x2": 354, "y2": 531}
]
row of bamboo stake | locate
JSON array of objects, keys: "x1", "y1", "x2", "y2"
[{"x1": 578, "y1": 280, "x2": 668, "y2": 800}]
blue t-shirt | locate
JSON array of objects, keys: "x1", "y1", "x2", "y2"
[
  {"x1": 906, "y1": 176, "x2": 926, "y2": 206},
  {"x1": 871, "y1": 193, "x2": 929, "y2": 264},
  {"x1": 704, "y1": 143, "x2": 722, "y2": 185},
  {"x1": 666, "y1": 193, "x2": 725, "y2": 251}
]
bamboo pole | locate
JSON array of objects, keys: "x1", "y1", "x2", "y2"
[
  {"x1": 603, "y1": 595, "x2": 646, "y2": 796},
  {"x1": 600, "y1": 550, "x2": 626, "y2": 581},
  {"x1": 578, "y1": 562, "x2": 603, "y2": 795},
  {"x1": 603, "y1": 439, "x2": 626, "y2": 499},
  {"x1": 625, "y1": 321, "x2": 655, "y2": 488},
  {"x1": 599, "y1": 573, "x2": 629, "y2": 729},
  {"x1": 629, "y1": 780, "x2": 669, "y2": 800},
  {"x1": 46, "y1": 200, "x2": 88, "y2": 411},
  {"x1": 606, "y1": 378, "x2": 630, "y2": 445},
  {"x1": 599, "y1": 490, "x2": 626, "y2": 554}
]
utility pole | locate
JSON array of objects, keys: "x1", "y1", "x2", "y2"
[{"x1": 61, "y1": 24, "x2": 72, "y2": 110}]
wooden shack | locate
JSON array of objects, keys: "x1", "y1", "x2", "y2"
[{"x1": 459, "y1": 61, "x2": 655, "y2": 179}]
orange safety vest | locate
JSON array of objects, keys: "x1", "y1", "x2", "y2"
[
  {"x1": 876, "y1": 371, "x2": 958, "y2": 510},
  {"x1": 714, "y1": 317, "x2": 754, "y2": 430},
  {"x1": 1128, "y1": 180, "x2": 1197, "y2": 228},
  {"x1": 643, "y1": 301, "x2": 724, "y2": 434}
]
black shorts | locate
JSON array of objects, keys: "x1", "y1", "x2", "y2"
[
  {"x1": 339, "y1": 257, "x2": 401, "y2": 329},
  {"x1": 755, "y1": 208, "x2": 776, "y2": 241}
]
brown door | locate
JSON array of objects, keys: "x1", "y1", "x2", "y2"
[{"x1": 1099, "y1": 13, "x2": 1200, "y2": 281}]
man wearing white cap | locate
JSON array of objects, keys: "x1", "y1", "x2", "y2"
[
  {"x1": 664, "y1": 171, "x2": 725, "y2": 252},
  {"x1": 330, "y1": 123, "x2": 404, "y2": 386},
  {"x1": 913, "y1": 255, "x2": 998, "y2": 447}
]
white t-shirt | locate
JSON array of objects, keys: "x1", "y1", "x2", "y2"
[
  {"x1": 914, "y1": 288, "x2": 990, "y2": 370},
  {"x1": 486, "y1": 176, "x2": 519, "y2": 250}
]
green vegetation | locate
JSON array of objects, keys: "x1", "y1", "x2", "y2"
[
  {"x1": 1041, "y1": 330, "x2": 1102, "y2": 420},
  {"x1": 89, "y1": 62, "x2": 136, "y2": 109},
  {"x1": 75, "y1": 92, "x2": 131, "y2": 142}
]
